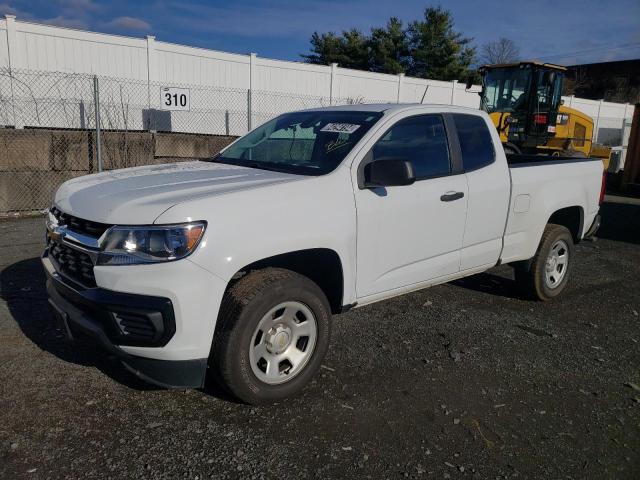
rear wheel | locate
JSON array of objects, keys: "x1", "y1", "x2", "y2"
[
  {"x1": 211, "y1": 268, "x2": 331, "y2": 404},
  {"x1": 514, "y1": 224, "x2": 574, "y2": 301}
]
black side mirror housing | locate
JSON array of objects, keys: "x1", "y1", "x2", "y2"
[
  {"x1": 363, "y1": 158, "x2": 415, "y2": 188},
  {"x1": 465, "y1": 77, "x2": 474, "y2": 90}
]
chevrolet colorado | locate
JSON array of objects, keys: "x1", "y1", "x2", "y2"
[{"x1": 43, "y1": 104, "x2": 604, "y2": 404}]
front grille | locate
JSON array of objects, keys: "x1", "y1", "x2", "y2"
[
  {"x1": 113, "y1": 312, "x2": 158, "y2": 341},
  {"x1": 48, "y1": 240, "x2": 96, "y2": 287},
  {"x1": 51, "y1": 207, "x2": 111, "y2": 238}
]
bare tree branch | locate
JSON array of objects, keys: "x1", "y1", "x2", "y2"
[{"x1": 480, "y1": 38, "x2": 520, "y2": 65}]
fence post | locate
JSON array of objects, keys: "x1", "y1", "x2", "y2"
[
  {"x1": 5, "y1": 14, "x2": 22, "y2": 129},
  {"x1": 397, "y1": 73, "x2": 404, "y2": 104},
  {"x1": 146, "y1": 35, "x2": 156, "y2": 130},
  {"x1": 621, "y1": 103, "x2": 632, "y2": 167},
  {"x1": 330, "y1": 63, "x2": 338, "y2": 105},
  {"x1": 450, "y1": 79, "x2": 458, "y2": 105},
  {"x1": 225, "y1": 110, "x2": 230, "y2": 136},
  {"x1": 247, "y1": 52, "x2": 257, "y2": 131},
  {"x1": 93, "y1": 76, "x2": 103, "y2": 173},
  {"x1": 594, "y1": 99, "x2": 603, "y2": 144}
]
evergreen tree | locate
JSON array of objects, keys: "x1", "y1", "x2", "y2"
[
  {"x1": 406, "y1": 6, "x2": 476, "y2": 81},
  {"x1": 302, "y1": 5, "x2": 478, "y2": 82}
]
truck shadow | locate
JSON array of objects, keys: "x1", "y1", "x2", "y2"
[
  {"x1": 597, "y1": 201, "x2": 640, "y2": 245},
  {"x1": 1, "y1": 256, "x2": 238, "y2": 402},
  {"x1": 450, "y1": 270, "x2": 521, "y2": 299},
  {"x1": 0, "y1": 257, "x2": 161, "y2": 391}
]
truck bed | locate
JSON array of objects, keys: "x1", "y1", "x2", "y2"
[{"x1": 499, "y1": 154, "x2": 604, "y2": 264}]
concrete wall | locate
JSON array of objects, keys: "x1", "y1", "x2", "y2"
[{"x1": 0, "y1": 128, "x2": 236, "y2": 213}]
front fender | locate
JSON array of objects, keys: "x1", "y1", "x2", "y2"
[{"x1": 154, "y1": 169, "x2": 358, "y2": 305}]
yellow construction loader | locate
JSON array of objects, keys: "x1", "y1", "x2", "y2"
[{"x1": 469, "y1": 61, "x2": 611, "y2": 168}]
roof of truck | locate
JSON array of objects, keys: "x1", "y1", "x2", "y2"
[
  {"x1": 480, "y1": 60, "x2": 567, "y2": 71},
  {"x1": 302, "y1": 103, "x2": 482, "y2": 114}
]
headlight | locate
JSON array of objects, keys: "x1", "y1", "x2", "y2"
[{"x1": 97, "y1": 222, "x2": 206, "y2": 266}]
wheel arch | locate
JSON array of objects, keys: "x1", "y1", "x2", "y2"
[
  {"x1": 229, "y1": 248, "x2": 345, "y2": 314},
  {"x1": 547, "y1": 205, "x2": 584, "y2": 243}
]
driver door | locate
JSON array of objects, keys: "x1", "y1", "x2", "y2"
[{"x1": 354, "y1": 114, "x2": 468, "y2": 298}]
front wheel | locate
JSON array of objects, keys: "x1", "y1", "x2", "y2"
[
  {"x1": 210, "y1": 268, "x2": 332, "y2": 404},
  {"x1": 514, "y1": 224, "x2": 574, "y2": 301}
]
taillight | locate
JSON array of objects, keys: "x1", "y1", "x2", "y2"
[
  {"x1": 533, "y1": 113, "x2": 547, "y2": 124},
  {"x1": 599, "y1": 173, "x2": 606, "y2": 205}
]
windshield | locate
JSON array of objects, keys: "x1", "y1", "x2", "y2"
[
  {"x1": 482, "y1": 67, "x2": 531, "y2": 113},
  {"x1": 209, "y1": 111, "x2": 383, "y2": 175}
]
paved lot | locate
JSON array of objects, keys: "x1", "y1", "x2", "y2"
[{"x1": 1, "y1": 200, "x2": 639, "y2": 480}]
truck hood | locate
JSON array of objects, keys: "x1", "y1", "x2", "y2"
[{"x1": 54, "y1": 161, "x2": 303, "y2": 224}]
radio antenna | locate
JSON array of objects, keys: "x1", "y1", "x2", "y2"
[{"x1": 420, "y1": 85, "x2": 429, "y2": 104}]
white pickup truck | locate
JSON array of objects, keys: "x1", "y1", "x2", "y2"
[{"x1": 43, "y1": 104, "x2": 604, "y2": 404}]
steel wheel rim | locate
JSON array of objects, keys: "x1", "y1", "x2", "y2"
[
  {"x1": 544, "y1": 239, "x2": 569, "y2": 289},
  {"x1": 249, "y1": 301, "x2": 318, "y2": 385}
]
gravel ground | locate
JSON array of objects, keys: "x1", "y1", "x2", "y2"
[{"x1": 1, "y1": 199, "x2": 639, "y2": 480}]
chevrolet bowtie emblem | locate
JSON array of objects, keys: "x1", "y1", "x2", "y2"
[
  {"x1": 48, "y1": 225, "x2": 67, "y2": 243},
  {"x1": 46, "y1": 213, "x2": 67, "y2": 243}
]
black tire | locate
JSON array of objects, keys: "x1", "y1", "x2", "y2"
[
  {"x1": 210, "y1": 268, "x2": 332, "y2": 405},
  {"x1": 514, "y1": 224, "x2": 574, "y2": 301}
]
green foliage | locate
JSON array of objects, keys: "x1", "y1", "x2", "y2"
[
  {"x1": 369, "y1": 18, "x2": 409, "y2": 74},
  {"x1": 406, "y1": 6, "x2": 476, "y2": 81},
  {"x1": 302, "y1": 6, "x2": 478, "y2": 82}
]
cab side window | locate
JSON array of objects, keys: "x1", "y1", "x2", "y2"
[
  {"x1": 452, "y1": 114, "x2": 495, "y2": 171},
  {"x1": 372, "y1": 115, "x2": 450, "y2": 180}
]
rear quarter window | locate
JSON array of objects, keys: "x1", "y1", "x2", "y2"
[{"x1": 453, "y1": 114, "x2": 495, "y2": 172}]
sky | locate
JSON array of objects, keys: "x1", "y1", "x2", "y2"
[{"x1": 1, "y1": 0, "x2": 639, "y2": 67}]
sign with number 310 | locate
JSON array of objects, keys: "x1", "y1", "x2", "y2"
[{"x1": 160, "y1": 87, "x2": 190, "y2": 111}]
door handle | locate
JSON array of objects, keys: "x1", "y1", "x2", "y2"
[{"x1": 440, "y1": 191, "x2": 464, "y2": 202}]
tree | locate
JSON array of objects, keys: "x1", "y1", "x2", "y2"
[
  {"x1": 368, "y1": 18, "x2": 409, "y2": 74},
  {"x1": 301, "y1": 6, "x2": 478, "y2": 81},
  {"x1": 302, "y1": 29, "x2": 369, "y2": 71},
  {"x1": 480, "y1": 37, "x2": 520, "y2": 65},
  {"x1": 405, "y1": 7, "x2": 477, "y2": 81}
]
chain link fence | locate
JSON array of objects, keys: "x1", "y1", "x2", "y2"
[
  {"x1": 2, "y1": 67, "x2": 633, "y2": 215},
  {"x1": 0, "y1": 68, "x2": 368, "y2": 215}
]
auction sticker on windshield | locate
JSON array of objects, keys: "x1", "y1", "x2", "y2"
[{"x1": 321, "y1": 123, "x2": 361, "y2": 134}]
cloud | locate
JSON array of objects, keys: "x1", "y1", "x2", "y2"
[
  {"x1": 163, "y1": 0, "x2": 388, "y2": 38},
  {"x1": 0, "y1": 3, "x2": 19, "y2": 15},
  {"x1": 58, "y1": 0, "x2": 98, "y2": 14},
  {"x1": 104, "y1": 16, "x2": 151, "y2": 32},
  {"x1": 42, "y1": 15, "x2": 88, "y2": 29}
]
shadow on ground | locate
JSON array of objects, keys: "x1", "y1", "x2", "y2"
[
  {"x1": 450, "y1": 270, "x2": 521, "y2": 299},
  {"x1": 597, "y1": 201, "x2": 640, "y2": 245},
  {"x1": 0, "y1": 257, "x2": 159, "y2": 391},
  {"x1": 0, "y1": 256, "x2": 239, "y2": 401}
]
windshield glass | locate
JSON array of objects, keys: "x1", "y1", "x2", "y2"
[
  {"x1": 483, "y1": 67, "x2": 531, "y2": 113},
  {"x1": 209, "y1": 111, "x2": 383, "y2": 175}
]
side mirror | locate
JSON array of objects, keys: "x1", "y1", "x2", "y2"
[
  {"x1": 363, "y1": 158, "x2": 415, "y2": 188},
  {"x1": 465, "y1": 77, "x2": 474, "y2": 90}
]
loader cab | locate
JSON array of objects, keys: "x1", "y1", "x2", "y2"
[{"x1": 478, "y1": 62, "x2": 565, "y2": 153}]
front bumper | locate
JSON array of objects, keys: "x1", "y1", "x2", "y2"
[{"x1": 43, "y1": 253, "x2": 208, "y2": 388}]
